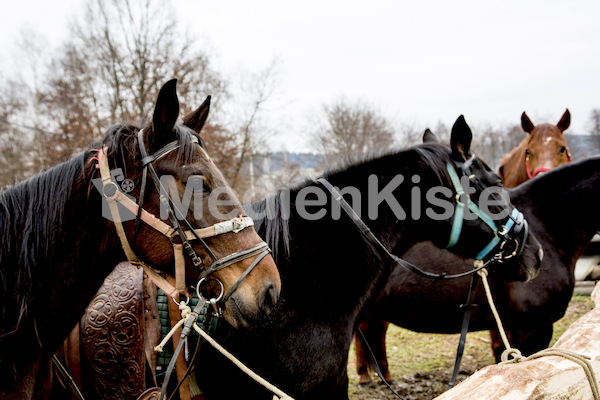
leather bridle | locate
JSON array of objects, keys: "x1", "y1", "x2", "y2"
[
  {"x1": 97, "y1": 128, "x2": 271, "y2": 314},
  {"x1": 447, "y1": 154, "x2": 528, "y2": 264}
]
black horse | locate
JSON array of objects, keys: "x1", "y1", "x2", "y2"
[
  {"x1": 194, "y1": 116, "x2": 543, "y2": 400},
  {"x1": 354, "y1": 153, "x2": 600, "y2": 386},
  {"x1": 0, "y1": 80, "x2": 280, "y2": 400}
]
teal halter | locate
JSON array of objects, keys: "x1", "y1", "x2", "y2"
[{"x1": 445, "y1": 161, "x2": 523, "y2": 261}]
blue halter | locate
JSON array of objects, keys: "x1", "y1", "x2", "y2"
[{"x1": 445, "y1": 161, "x2": 524, "y2": 261}]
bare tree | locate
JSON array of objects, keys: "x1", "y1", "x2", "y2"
[
  {"x1": 33, "y1": 0, "x2": 227, "y2": 166},
  {"x1": 217, "y1": 60, "x2": 282, "y2": 195},
  {"x1": 0, "y1": 0, "x2": 282, "y2": 195},
  {"x1": 0, "y1": 77, "x2": 31, "y2": 186},
  {"x1": 471, "y1": 123, "x2": 522, "y2": 169},
  {"x1": 588, "y1": 109, "x2": 600, "y2": 148},
  {"x1": 310, "y1": 98, "x2": 395, "y2": 162}
]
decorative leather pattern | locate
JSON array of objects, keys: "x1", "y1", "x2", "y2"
[{"x1": 80, "y1": 263, "x2": 146, "y2": 399}]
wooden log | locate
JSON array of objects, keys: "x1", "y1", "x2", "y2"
[{"x1": 434, "y1": 284, "x2": 600, "y2": 400}]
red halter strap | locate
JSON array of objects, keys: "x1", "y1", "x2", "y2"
[{"x1": 525, "y1": 153, "x2": 572, "y2": 179}]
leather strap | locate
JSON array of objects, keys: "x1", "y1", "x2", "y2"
[
  {"x1": 356, "y1": 329, "x2": 405, "y2": 400},
  {"x1": 447, "y1": 272, "x2": 480, "y2": 389},
  {"x1": 317, "y1": 178, "x2": 491, "y2": 281}
]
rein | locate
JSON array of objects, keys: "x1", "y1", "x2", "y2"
[{"x1": 317, "y1": 158, "x2": 526, "y2": 282}]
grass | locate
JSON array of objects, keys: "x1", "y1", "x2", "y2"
[{"x1": 348, "y1": 294, "x2": 595, "y2": 399}]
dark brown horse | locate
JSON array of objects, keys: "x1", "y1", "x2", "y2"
[
  {"x1": 0, "y1": 80, "x2": 280, "y2": 400},
  {"x1": 354, "y1": 153, "x2": 600, "y2": 387},
  {"x1": 498, "y1": 109, "x2": 571, "y2": 188}
]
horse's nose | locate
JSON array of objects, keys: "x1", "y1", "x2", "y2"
[{"x1": 260, "y1": 281, "x2": 279, "y2": 316}]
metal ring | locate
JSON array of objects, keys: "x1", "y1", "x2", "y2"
[
  {"x1": 102, "y1": 182, "x2": 119, "y2": 198},
  {"x1": 499, "y1": 239, "x2": 519, "y2": 260},
  {"x1": 169, "y1": 231, "x2": 182, "y2": 245},
  {"x1": 171, "y1": 293, "x2": 190, "y2": 306},
  {"x1": 196, "y1": 277, "x2": 224, "y2": 303}
]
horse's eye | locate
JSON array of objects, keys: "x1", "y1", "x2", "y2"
[
  {"x1": 559, "y1": 146, "x2": 566, "y2": 154},
  {"x1": 525, "y1": 149, "x2": 531, "y2": 156},
  {"x1": 184, "y1": 175, "x2": 211, "y2": 194}
]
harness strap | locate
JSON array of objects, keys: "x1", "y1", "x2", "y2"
[
  {"x1": 446, "y1": 162, "x2": 466, "y2": 248},
  {"x1": 446, "y1": 161, "x2": 500, "y2": 254},
  {"x1": 221, "y1": 249, "x2": 271, "y2": 304},
  {"x1": 201, "y1": 242, "x2": 269, "y2": 278},
  {"x1": 447, "y1": 272, "x2": 480, "y2": 390},
  {"x1": 356, "y1": 329, "x2": 406, "y2": 400},
  {"x1": 445, "y1": 161, "x2": 527, "y2": 261},
  {"x1": 98, "y1": 148, "x2": 180, "y2": 297},
  {"x1": 98, "y1": 144, "x2": 262, "y2": 298}
]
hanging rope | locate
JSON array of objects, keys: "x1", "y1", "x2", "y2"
[
  {"x1": 477, "y1": 269, "x2": 520, "y2": 361},
  {"x1": 156, "y1": 302, "x2": 295, "y2": 400},
  {"x1": 478, "y1": 269, "x2": 600, "y2": 400}
]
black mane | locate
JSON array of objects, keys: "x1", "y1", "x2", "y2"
[
  {"x1": 0, "y1": 154, "x2": 87, "y2": 339},
  {"x1": 248, "y1": 142, "x2": 453, "y2": 261},
  {"x1": 0, "y1": 122, "x2": 200, "y2": 340}
]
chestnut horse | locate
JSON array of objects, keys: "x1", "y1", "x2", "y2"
[
  {"x1": 0, "y1": 80, "x2": 280, "y2": 400},
  {"x1": 498, "y1": 109, "x2": 571, "y2": 188}
]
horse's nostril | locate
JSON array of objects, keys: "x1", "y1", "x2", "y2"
[{"x1": 261, "y1": 283, "x2": 279, "y2": 316}]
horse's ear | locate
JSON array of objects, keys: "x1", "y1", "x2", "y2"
[
  {"x1": 521, "y1": 112, "x2": 535, "y2": 134},
  {"x1": 183, "y1": 95, "x2": 211, "y2": 134},
  {"x1": 423, "y1": 128, "x2": 439, "y2": 143},
  {"x1": 151, "y1": 79, "x2": 180, "y2": 144},
  {"x1": 557, "y1": 109, "x2": 571, "y2": 132},
  {"x1": 498, "y1": 164, "x2": 505, "y2": 180},
  {"x1": 450, "y1": 115, "x2": 472, "y2": 160}
]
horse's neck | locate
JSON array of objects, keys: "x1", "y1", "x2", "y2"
[
  {"x1": 513, "y1": 159, "x2": 600, "y2": 259},
  {"x1": 500, "y1": 139, "x2": 529, "y2": 188},
  {"x1": 0, "y1": 158, "x2": 122, "y2": 349},
  {"x1": 278, "y1": 176, "x2": 417, "y2": 312}
]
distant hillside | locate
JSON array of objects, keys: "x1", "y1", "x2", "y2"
[
  {"x1": 253, "y1": 152, "x2": 323, "y2": 172},
  {"x1": 565, "y1": 134, "x2": 600, "y2": 160}
]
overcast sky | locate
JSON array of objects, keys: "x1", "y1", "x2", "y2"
[{"x1": 1, "y1": 0, "x2": 599, "y2": 152}]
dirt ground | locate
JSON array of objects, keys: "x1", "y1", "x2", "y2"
[{"x1": 347, "y1": 295, "x2": 595, "y2": 400}]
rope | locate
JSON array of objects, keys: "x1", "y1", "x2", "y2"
[
  {"x1": 479, "y1": 269, "x2": 600, "y2": 400},
  {"x1": 155, "y1": 302, "x2": 295, "y2": 400},
  {"x1": 500, "y1": 349, "x2": 600, "y2": 400},
  {"x1": 51, "y1": 355, "x2": 86, "y2": 400},
  {"x1": 191, "y1": 324, "x2": 295, "y2": 400},
  {"x1": 477, "y1": 269, "x2": 517, "y2": 360}
]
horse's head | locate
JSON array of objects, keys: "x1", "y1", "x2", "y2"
[
  {"x1": 520, "y1": 109, "x2": 571, "y2": 179},
  {"x1": 100, "y1": 80, "x2": 280, "y2": 328},
  {"x1": 422, "y1": 116, "x2": 543, "y2": 282}
]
